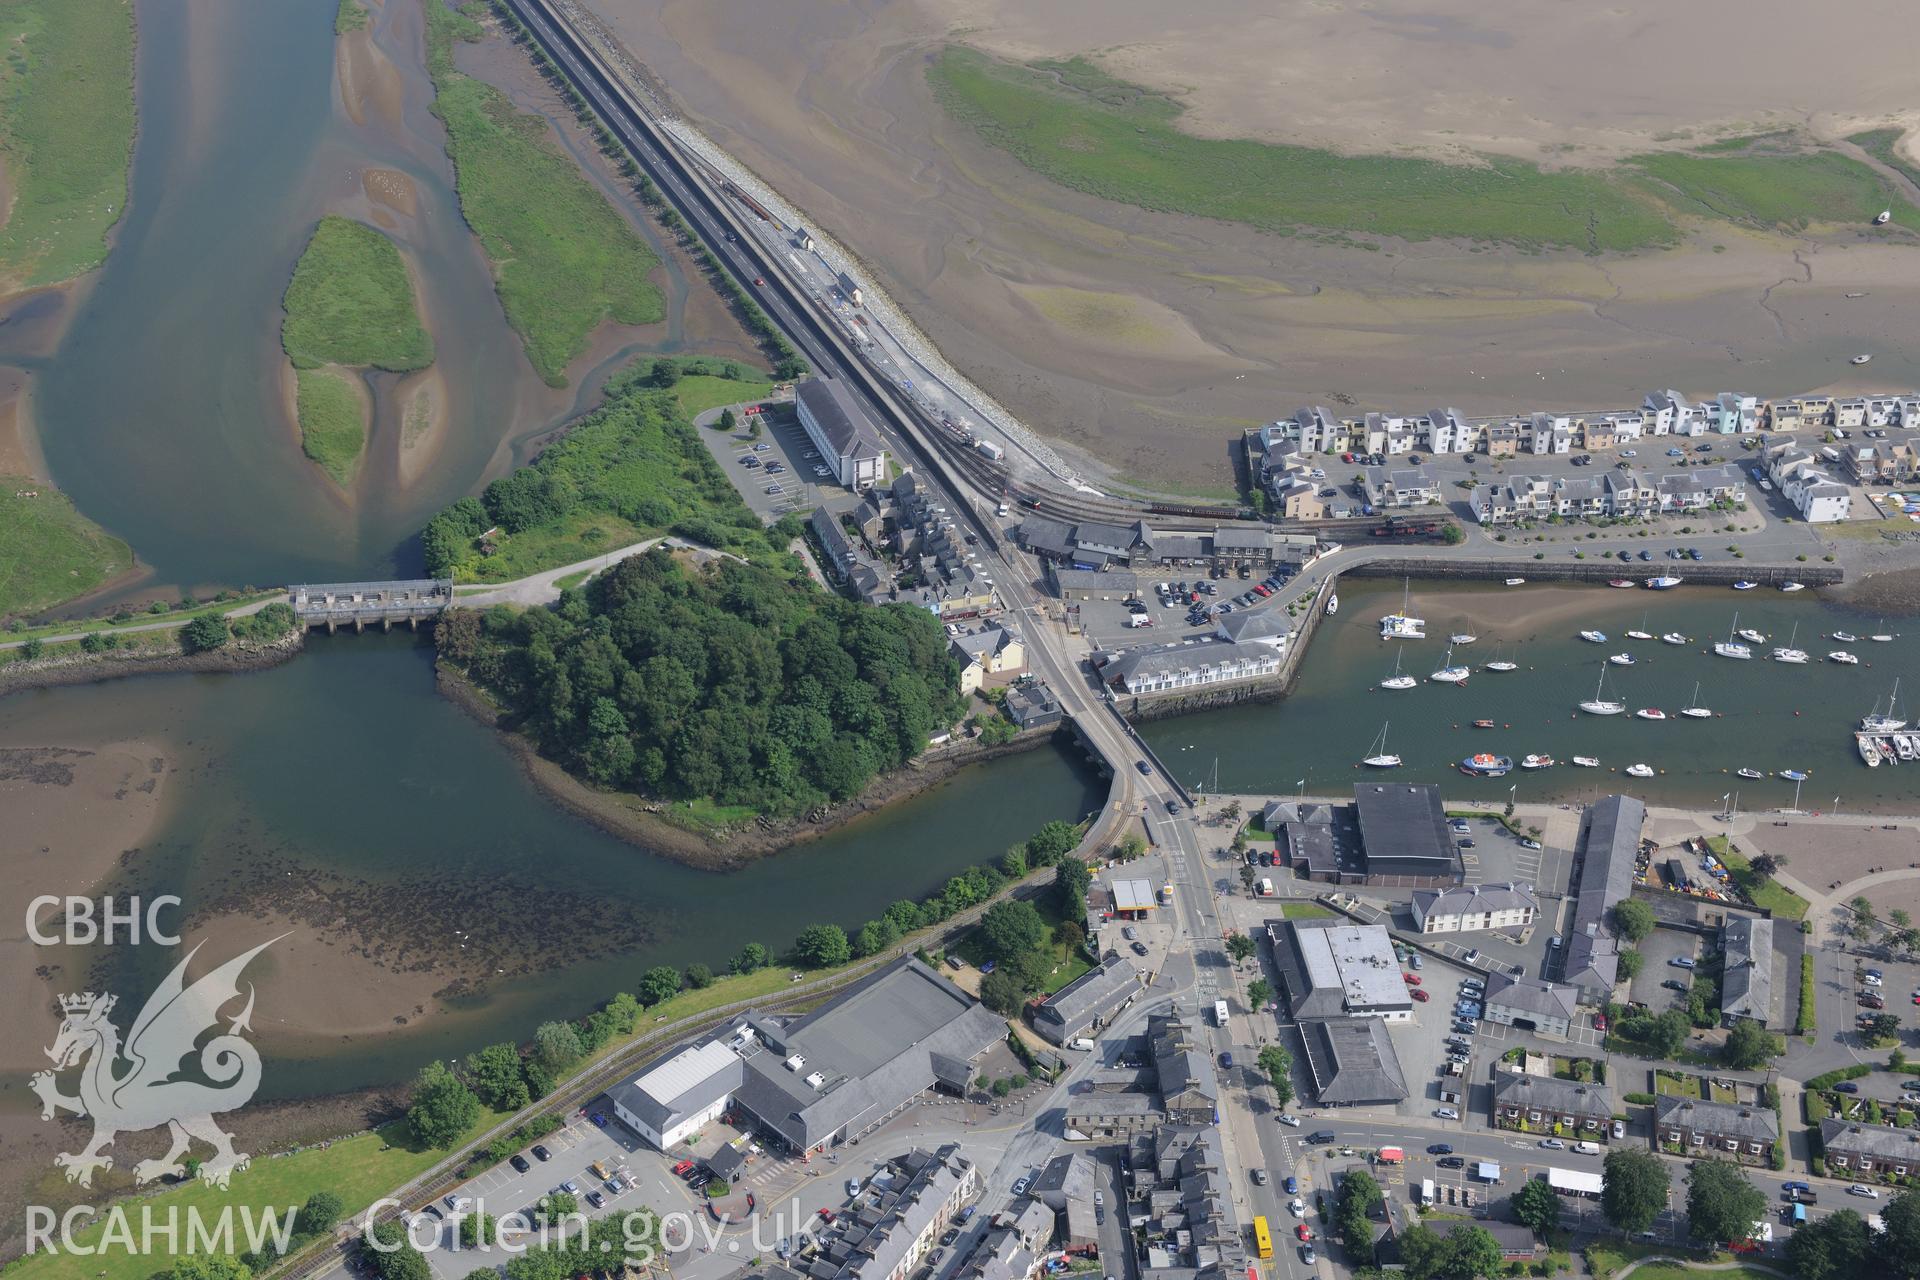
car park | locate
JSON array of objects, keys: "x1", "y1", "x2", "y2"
[
  {"x1": 1449, "y1": 819, "x2": 1471, "y2": 834},
  {"x1": 1865, "y1": 973, "x2": 1884, "y2": 985},
  {"x1": 1131, "y1": 941, "x2": 1149, "y2": 957},
  {"x1": 1410, "y1": 954, "x2": 1423, "y2": 970},
  {"x1": 753, "y1": 442, "x2": 772, "y2": 452}
]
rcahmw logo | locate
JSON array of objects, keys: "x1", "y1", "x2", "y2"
[{"x1": 24, "y1": 930, "x2": 289, "y2": 1256}]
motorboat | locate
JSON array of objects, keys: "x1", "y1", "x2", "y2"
[
  {"x1": 1361, "y1": 722, "x2": 1402, "y2": 768},
  {"x1": 1853, "y1": 353, "x2": 1874, "y2": 365},
  {"x1": 1429, "y1": 645, "x2": 1471, "y2": 684},
  {"x1": 1736, "y1": 768, "x2": 1764, "y2": 780},
  {"x1": 1736, "y1": 627, "x2": 1766, "y2": 645},
  {"x1": 1609, "y1": 653, "x2": 1636, "y2": 666},
  {"x1": 1450, "y1": 633, "x2": 1477, "y2": 645},
  {"x1": 1326, "y1": 593, "x2": 1339, "y2": 615},
  {"x1": 1779, "y1": 582, "x2": 1804, "y2": 593},
  {"x1": 1830, "y1": 650, "x2": 1860, "y2": 665},
  {"x1": 1635, "y1": 707, "x2": 1668, "y2": 721},
  {"x1": 1625, "y1": 763, "x2": 1656, "y2": 778},
  {"x1": 1646, "y1": 576, "x2": 1683, "y2": 590},
  {"x1": 1580, "y1": 630, "x2": 1608, "y2": 643},
  {"x1": 1572, "y1": 756, "x2": 1601, "y2": 768},
  {"x1": 1860, "y1": 734, "x2": 1887, "y2": 768},
  {"x1": 1520, "y1": 755, "x2": 1555, "y2": 770},
  {"x1": 1505, "y1": 578, "x2": 1526, "y2": 586},
  {"x1": 1471, "y1": 719, "x2": 1496, "y2": 729},
  {"x1": 1661, "y1": 632, "x2": 1688, "y2": 645},
  {"x1": 1732, "y1": 580, "x2": 1757, "y2": 591},
  {"x1": 1380, "y1": 648, "x2": 1417, "y2": 691},
  {"x1": 1380, "y1": 578, "x2": 1426, "y2": 639},
  {"x1": 1861, "y1": 679, "x2": 1907, "y2": 734},
  {"x1": 1778, "y1": 769, "x2": 1809, "y2": 782},
  {"x1": 1873, "y1": 633, "x2": 1896, "y2": 643},
  {"x1": 1579, "y1": 665, "x2": 1626, "y2": 715},
  {"x1": 1714, "y1": 613, "x2": 1753, "y2": 660},
  {"x1": 1831, "y1": 631, "x2": 1859, "y2": 642},
  {"x1": 1877, "y1": 210, "x2": 1893, "y2": 225},
  {"x1": 1459, "y1": 753, "x2": 1513, "y2": 777},
  {"x1": 1899, "y1": 735, "x2": 1920, "y2": 762},
  {"x1": 1679, "y1": 683, "x2": 1712, "y2": 719},
  {"x1": 1607, "y1": 579, "x2": 1635, "y2": 588}
]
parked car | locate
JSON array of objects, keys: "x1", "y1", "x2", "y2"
[
  {"x1": 1434, "y1": 1107, "x2": 1460, "y2": 1120},
  {"x1": 1131, "y1": 941, "x2": 1148, "y2": 957},
  {"x1": 1456, "y1": 837, "x2": 1475, "y2": 849},
  {"x1": 1539, "y1": 1138, "x2": 1566, "y2": 1150},
  {"x1": 511, "y1": 1154, "x2": 531, "y2": 1173},
  {"x1": 1520, "y1": 838, "x2": 1543, "y2": 849},
  {"x1": 1850, "y1": 1184, "x2": 1881, "y2": 1199},
  {"x1": 1835, "y1": 1082, "x2": 1861, "y2": 1094},
  {"x1": 1404, "y1": 974, "x2": 1421, "y2": 985},
  {"x1": 1449, "y1": 819, "x2": 1471, "y2": 834},
  {"x1": 1438, "y1": 1156, "x2": 1465, "y2": 1170},
  {"x1": 1670, "y1": 956, "x2": 1697, "y2": 969},
  {"x1": 1411, "y1": 989, "x2": 1430, "y2": 1002},
  {"x1": 1011, "y1": 1177, "x2": 1031, "y2": 1197},
  {"x1": 1662, "y1": 979, "x2": 1690, "y2": 992},
  {"x1": 1284, "y1": 1174, "x2": 1300, "y2": 1193}
]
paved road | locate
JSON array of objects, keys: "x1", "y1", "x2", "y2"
[{"x1": 453, "y1": 538, "x2": 667, "y2": 608}]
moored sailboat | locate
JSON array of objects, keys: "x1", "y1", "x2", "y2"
[
  {"x1": 1361, "y1": 722, "x2": 1402, "y2": 768},
  {"x1": 1580, "y1": 665, "x2": 1626, "y2": 715}
]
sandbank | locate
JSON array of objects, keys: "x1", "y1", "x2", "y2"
[{"x1": 337, "y1": 24, "x2": 405, "y2": 131}]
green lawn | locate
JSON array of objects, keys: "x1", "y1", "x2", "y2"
[
  {"x1": 1281, "y1": 902, "x2": 1336, "y2": 919},
  {"x1": 294, "y1": 366, "x2": 369, "y2": 487},
  {"x1": 0, "y1": 477, "x2": 132, "y2": 619},
  {"x1": 7, "y1": 1108, "x2": 511, "y2": 1280},
  {"x1": 929, "y1": 47, "x2": 1677, "y2": 251},
  {"x1": 0, "y1": 0, "x2": 135, "y2": 290},
  {"x1": 425, "y1": 2, "x2": 662, "y2": 386},
  {"x1": 673, "y1": 371, "x2": 773, "y2": 419},
  {"x1": 282, "y1": 215, "x2": 434, "y2": 371},
  {"x1": 1706, "y1": 835, "x2": 1808, "y2": 920},
  {"x1": 1635, "y1": 143, "x2": 1920, "y2": 233}
]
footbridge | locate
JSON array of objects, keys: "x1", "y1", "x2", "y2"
[{"x1": 289, "y1": 580, "x2": 454, "y2": 632}]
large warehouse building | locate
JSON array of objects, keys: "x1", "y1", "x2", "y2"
[
  {"x1": 609, "y1": 957, "x2": 1003, "y2": 1154},
  {"x1": 1352, "y1": 783, "x2": 1460, "y2": 886},
  {"x1": 796, "y1": 378, "x2": 888, "y2": 491},
  {"x1": 1267, "y1": 918, "x2": 1414, "y2": 1022}
]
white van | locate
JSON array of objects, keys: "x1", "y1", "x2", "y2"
[
  {"x1": 1573, "y1": 1141, "x2": 1602, "y2": 1156},
  {"x1": 1068, "y1": 1037, "x2": 1095, "y2": 1051},
  {"x1": 1420, "y1": 1179, "x2": 1436, "y2": 1207}
]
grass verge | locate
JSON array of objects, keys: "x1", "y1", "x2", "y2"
[
  {"x1": 1706, "y1": 835, "x2": 1808, "y2": 920},
  {"x1": 1634, "y1": 141, "x2": 1920, "y2": 233},
  {"x1": 0, "y1": 0, "x2": 135, "y2": 289},
  {"x1": 1798, "y1": 953, "x2": 1817, "y2": 1036},
  {"x1": 335, "y1": 0, "x2": 368, "y2": 33},
  {"x1": 1281, "y1": 902, "x2": 1336, "y2": 919},
  {"x1": 294, "y1": 366, "x2": 369, "y2": 487},
  {"x1": 424, "y1": 1, "x2": 662, "y2": 386},
  {"x1": 282, "y1": 214, "x2": 434, "y2": 371},
  {"x1": 928, "y1": 47, "x2": 1676, "y2": 251},
  {"x1": 4, "y1": 1107, "x2": 512, "y2": 1280},
  {"x1": 672, "y1": 370, "x2": 773, "y2": 419},
  {"x1": 0, "y1": 477, "x2": 133, "y2": 619}
]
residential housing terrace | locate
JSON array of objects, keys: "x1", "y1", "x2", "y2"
[{"x1": 1657, "y1": 1095, "x2": 1780, "y2": 1165}]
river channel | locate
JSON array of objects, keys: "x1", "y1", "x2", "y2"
[{"x1": 1142, "y1": 576, "x2": 1919, "y2": 812}]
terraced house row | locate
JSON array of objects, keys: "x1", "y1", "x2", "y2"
[{"x1": 1468, "y1": 465, "x2": 1747, "y2": 526}]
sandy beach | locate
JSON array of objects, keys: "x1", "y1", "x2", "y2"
[
  {"x1": 394, "y1": 362, "x2": 448, "y2": 488},
  {"x1": 0, "y1": 367, "x2": 46, "y2": 479},
  {"x1": 574, "y1": 0, "x2": 1920, "y2": 493}
]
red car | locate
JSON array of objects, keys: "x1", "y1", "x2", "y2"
[
  {"x1": 753, "y1": 277, "x2": 765, "y2": 286},
  {"x1": 672, "y1": 1160, "x2": 695, "y2": 1176},
  {"x1": 744, "y1": 405, "x2": 762, "y2": 416},
  {"x1": 1592, "y1": 1013, "x2": 1610, "y2": 1031},
  {"x1": 1341, "y1": 452, "x2": 1355, "y2": 463},
  {"x1": 1411, "y1": 989, "x2": 1430, "y2": 1002},
  {"x1": 1403, "y1": 974, "x2": 1421, "y2": 986},
  {"x1": 1253, "y1": 584, "x2": 1272, "y2": 597},
  {"x1": 1296, "y1": 1225, "x2": 1313, "y2": 1241}
]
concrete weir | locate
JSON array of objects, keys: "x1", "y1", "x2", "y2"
[{"x1": 289, "y1": 579, "x2": 454, "y2": 633}]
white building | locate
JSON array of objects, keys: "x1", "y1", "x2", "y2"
[
  {"x1": 1099, "y1": 639, "x2": 1283, "y2": 696},
  {"x1": 1410, "y1": 882, "x2": 1540, "y2": 934},
  {"x1": 610, "y1": 1040, "x2": 743, "y2": 1150},
  {"x1": 796, "y1": 378, "x2": 888, "y2": 491}
]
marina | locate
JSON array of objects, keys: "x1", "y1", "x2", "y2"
[{"x1": 1143, "y1": 577, "x2": 1920, "y2": 809}]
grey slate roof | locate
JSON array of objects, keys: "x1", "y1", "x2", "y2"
[
  {"x1": 1412, "y1": 881, "x2": 1538, "y2": 926},
  {"x1": 1484, "y1": 973, "x2": 1579, "y2": 1024},
  {"x1": 1721, "y1": 915, "x2": 1774, "y2": 1024},
  {"x1": 1216, "y1": 610, "x2": 1290, "y2": 644},
  {"x1": 608, "y1": 1040, "x2": 743, "y2": 1135},
  {"x1": 1656, "y1": 1094, "x2": 1779, "y2": 1143},
  {"x1": 1491, "y1": 1069, "x2": 1613, "y2": 1120},
  {"x1": 730, "y1": 957, "x2": 1003, "y2": 1151},
  {"x1": 1298, "y1": 1018, "x2": 1408, "y2": 1105},
  {"x1": 796, "y1": 378, "x2": 884, "y2": 462},
  {"x1": 1563, "y1": 795, "x2": 1644, "y2": 998},
  {"x1": 1821, "y1": 1119, "x2": 1920, "y2": 1163},
  {"x1": 1032, "y1": 955, "x2": 1139, "y2": 1042}
]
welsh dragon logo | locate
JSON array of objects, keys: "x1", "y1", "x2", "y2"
[{"x1": 31, "y1": 938, "x2": 278, "y2": 1189}]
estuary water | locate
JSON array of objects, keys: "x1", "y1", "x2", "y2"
[{"x1": 1142, "y1": 577, "x2": 1920, "y2": 813}]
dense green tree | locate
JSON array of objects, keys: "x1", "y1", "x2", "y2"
[
  {"x1": 1612, "y1": 899, "x2": 1655, "y2": 942},
  {"x1": 457, "y1": 1212, "x2": 496, "y2": 1247},
  {"x1": 464, "y1": 1042, "x2": 530, "y2": 1111},
  {"x1": 684, "y1": 962, "x2": 714, "y2": 989},
  {"x1": 532, "y1": 1020, "x2": 584, "y2": 1073},
  {"x1": 979, "y1": 970, "x2": 1027, "y2": 1017},
  {"x1": 181, "y1": 615, "x2": 231, "y2": 653},
  {"x1": 1257, "y1": 1045, "x2": 1294, "y2": 1107},
  {"x1": 1024, "y1": 821, "x2": 1079, "y2": 866},
  {"x1": 1685, "y1": 1159, "x2": 1765, "y2": 1246},
  {"x1": 979, "y1": 900, "x2": 1047, "y2": 962},
  {"x1": 637, "y1": 965, "x2": 682, "y2": 1006},
  {"x1": 855, "y1": 918, "x2": 900, "y2": 958},
  {"x1": 1617, "y1": 949, "x2": 1645, "y2": 980},
  {"x1": 1787, "y1": 1208, "x2": 1870, "y2": 1280},
  {"x1": 1225, "y1": 933, "x2": 1257, "y2": 963},
  {"x1": 1875, "y1": 1187, "x2": 1920, "y2": 1277},
  {"x1": 1601, "y1": 1148, "x2": 1669, "y2": 1234},
  {"x1": 1247, "y1": 979, "x2": 1272, "y2": 1009},
  {"x1": 603, "y1": 991, "x2": 641, "y2": 1034},
  {"x1": 532, "y1": 1192, "x2": 578, "y2": 1226},
  {"x1": 1617, "y1": 1007, "x2": 1690, "y2": 1059},
  {"x1": 1337, "y1": 1169, "x2": 1382, "y2": 1253},
  {"x1": 1054, "y1": 859, "x2": 1091, "y2": 916},
  {"x1": 158, "y1": 1256, "x2": 253, "y2": 1280},
  {"x1": 732, "y1": 942, "x2": 770, "y2": 974},
  {"x1": 1722, "y1": 1019, "x2": 1784, "y2": 1069},
  {"x1": 1510, "y1": 1178, "x2": 1562, "y2": 1235},
  {"x1": 794, "y1": 923, "x2": 851, "y2": 968},
  {"x1": 1398, "y1": 1224, "x2": 1504, "y2": 1280},
  {"x1": 407, "y1": 1060, "x2": 479, "y2": 1148},
  {"x1": 295, "y1": 1191, "x2": 344, "y2": 1239}
]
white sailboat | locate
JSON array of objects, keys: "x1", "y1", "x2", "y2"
[
  {"x1": 1571, "y1": 756, "x2": 1601, "y2": 768},
  {"x1": 1626, "y1": 613, "x2": 1653, "y2": 641},
  {"x1": 1713, "y1": 613, "x2": 1753, "y2": 660},
  {"x1": 1483, "y1": 646, "x2": 1519, "y2": 673},
  {"x1": 1380, "y1": 578, "x2": 1425, "y2": 639},
  {"x1": 1429, "y1": 644, "x2": 1470, "y2": 684},
  {"x1": 1680, "y1": 682, "x2": 1712, "y2": 719},
  {"x1": 1609, "y1": 652, "x2": 1636, "y2": 666},
  {"x1": 1361, "y1": 722, "x2": 1402, "y2": 768},
  {"x1": 1862, "y1": 678, "x2": 1907, "y2": 734},
  {"x1": 1380, "y1": 647, "x2": 1417, "y2": 691},
  {"x1": 1580, "y1": 664, "x2": 1626, "y2": 715},
  {"x1": 1771, "y1": 622, "x2": 1808, "y2": 664},
  {"x1": 1661, "y1": 632, "x2": 1688, "y2": 645},
  {"x1": 1450, "y1": 633, "x2": 1478, "y2": 645}
]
